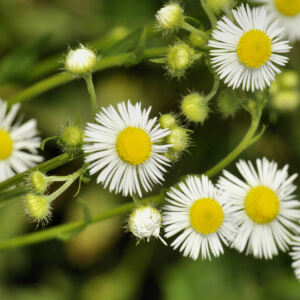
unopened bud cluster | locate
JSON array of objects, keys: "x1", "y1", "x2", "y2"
[
  {"x1": 128, "y1": 205, "x2": 165, "y2": 244},
  {"x1": 181, "y1": 92, "x2": 209, "y2": 123},
  {"x1": 270, "y1": 71, "x2": 300, "y2": 112},
  {"x1": 159, "y1": 114, "x2": 190, "y2": 162},
  {"x1": 65, "y1": 45, "x2": 97, "y2": 76}
]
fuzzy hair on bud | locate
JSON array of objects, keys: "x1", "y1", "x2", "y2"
[
  {"x1": 167, "y1": 126, "x2": 189, "y2": 152},
  {"x1": 159, "y1": 114, "x2": 177, "y2": 129},
  {"x1": 29, "y1": 171, "x2": 48, "y2": 194},
  {"x1": 181, "y1": 92, "x2": 209, "y2": 123},
  {"x1": 24, "y1": 193, "x2": 51, "y2": 223},
  {"x1": 167, "y1": 43, "x2": 195, "y2": 78},
  {"x1": 65, "y1": 45, "x2": 97, "y2": 75},
  {"x1": 129, "y1": 206, "x2": 166, "y2": 244},
  {"x1": 156, "y1": 2, "x2": 184, "y2": 30},
  {"x1": 189, "y1": 32, "x2": 207, "y2": 48},
  {"x1": 217, "y1": 91, "x2": 241, "y2": 119},
  {"x1": 61, "y1": 125, "x2": 83, "y2": 149}
]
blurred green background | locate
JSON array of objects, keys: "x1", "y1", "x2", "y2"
[{"x1": 1, "y1": 0, "x2": 300, "y2": 299}]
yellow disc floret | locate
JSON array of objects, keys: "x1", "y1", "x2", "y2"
[
  {"x1": 237, "y1": 30, "x2": 272, "y2": 69},
  {"x1": 275, "y1": 0, "x2": 300, "y2": 17},
  {"x1": 245, "y1": 185, "x2": 279, "y2": 224},
  {"x1": 116, "y1": 127, "x2": 152, "y2": 165},
  {"x1": 0, "y1": 129, "x2": 13, "y2": 160},
  {"x1": 189, "y1": 198, "x2": 224, "y2": 234}
]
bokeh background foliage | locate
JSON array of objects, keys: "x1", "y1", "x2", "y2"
[{"x1": 0, "y1": 0, "x2": 300, "y2": 299}]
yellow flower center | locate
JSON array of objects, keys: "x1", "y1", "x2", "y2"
[
  {"x1": 237, "y1": 30, "x2": 272, "y2": 69},
  {"x1": 0, "y1": 129, "x2": 13, "y2": 160},
  {"x1": 245, "y1": 185, "x2": 279, "y2": 224},
  {"x1": 189, "y1": 198, "x2": 224, "y2": 234},
  {"x1": 116, "y1": 127, "x2": 152, "y2": 165},
  {"x1": 275, "y1": 0, "x2": 300, "y2": 16}
]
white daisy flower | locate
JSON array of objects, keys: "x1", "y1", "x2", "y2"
[
  {"x1": 253, "y1": 0, "x2": 300, "y2": 42},
  {"x1": 218, "y1": 158, "x2": 300, "y2": 259},
  {"x1": 163, "y1": 175, "x2": 237, "y2": 260},
  {"x1": 128, "y1": 205, "x2": 166, "y2": 244},
  {"x1": 290, "y1": 236, "x2": 300, "y2": 281},
  {"x1": 0, "y1": 99, "x2": 43, "y2": 182},
  {"x1": 83, "y1": 100, "x2": 171, "y2": 197},
  {"x1": 208, "y1": 4, "x2": 291, "y2": 91}
]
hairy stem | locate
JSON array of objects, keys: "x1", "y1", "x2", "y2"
[
  {"x1": 0, "y1": 152, "x2": 82, "y2": 192},
  {"x1": 7, "y1": 48, "x2": 167, "y2": 106},
  {"x1": 0, "y1": 194, "x2": 164, "y2": 250},
  {"x1": 200, "y1": 0, "x2": 217, "y2": 28},
  {"x1": 84, "y1": 73, "x2": 98, "y2": 115}
]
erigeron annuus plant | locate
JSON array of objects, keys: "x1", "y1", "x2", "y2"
[{"x1": 1, "y1": 0, "x2": 300, "y2": 283}]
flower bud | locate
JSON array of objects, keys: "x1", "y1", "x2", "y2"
[
  {"x1": 189, "y1": 32, "x2": 207, "y2": 48},
  {"x1": 167, "y1": 43, "x2": 194, "y2": 78},
  {"x1": 29, "y1": 171, "x2": 48, "y2": 194},
  {"x1": 24, "y1": 193, "x2": 51, "y2": 223},
  {"x1": 156, "y1": 3, "x2": 184, "y2": 30},
  {"x1": 181, "y1": 92, "x2": 209, "y2": 123},
  {"x1": 217, "y1": 91, "x2": 240, "y2": 118},
  {"x1": 61, "y1": 125, "x2": 83, "y2": 150},
  {"x1": 128, "y1": 205, "x2": 165, "y2": 243},
  {"x1": 65, "y1": 45, "x2": 97, "y2": 75},
  {"x1": 159, "y1": 114, "x2": 177, "y2": 129},
  {"x1": 271, "y1": 90, "x2": 300, "y2": 112},
  {"x1": 167, "y1": 126, "x2": 189, "y2": 152},
  {"x1": 164, "y1": 149, "x2": 181, "y2": 162},
  {"x1": 207, "y1": 0, "x2": 233, "y2": 14}
]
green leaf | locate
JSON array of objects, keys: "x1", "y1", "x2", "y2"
[{"x1": 102, "y1": 28, "x2": 143, "y2": 56}]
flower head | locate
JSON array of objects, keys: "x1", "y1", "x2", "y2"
[
  {"x1": 163, "y1": 175, "x2": 237, "y2": 260},
  {"x1": 209, "y1": 4, "x2": 291, "y2": 91},
  {"x1": 218, "y1": 158, "x2": 300, "y2": 259},
  {"x1": 65, "y1": 45, "x2": 97, "y2": 75},
  {"x1": 156, "y1": 3, "x2": 184, "y2": 30},
  {"x1": 129, "y1": 205, "x2": 165, "y2": 244},
  {"x1": 83, "y1": 101, "x2": 171, "y2": 197},
  {"x1": 253, "y1": 0, "x2": 300, "y2": 42},
  {"x1": 0, "y1": 99, "x2": 43, "y2": 182}
]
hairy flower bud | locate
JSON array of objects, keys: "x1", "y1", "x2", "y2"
[
  {"x1": 159, "y1": 114, "x2": 177, "y2": 129},
  {"x1": 181, "y1": 92, "x2": 209, "y2": 123},
  {"x1": 61, "y1": 126, "x2": 83, "y2": 148},
  {"x1": 217, "y1": 91, "x2": 240, "y2": 118},
  {"x1": 206, "y1": 0, "x2": 233, "y2": 14},
  {"x1": 65, "y1": 45, "x2": 97, "y2": 75},
  {"x1": 24, "y1": 193, "x2": 51, "y2": 223},
  {"x1": 167, "y1": 43, "x2": 195, "y2": 78},
  {"x1": 156, "y1": 3, "x2": 184, "y2": 30},
  {"x1": 29, "y1": 171, "x2": 48, "y2": 194},
  {"x1": 129, "y1": 206, "x2": 165, "y2": 243},
  {"x1": 167, "y1": 126, "x2": 189, "y2": 152},
  {"x1": 189, "y1": 32, "x2": 207, "y2": 48}
]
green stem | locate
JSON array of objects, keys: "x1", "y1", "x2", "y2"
[
  {"x1": 205, "y1": 111, "x2": 261, "y2": 178},
  {"x1": 200, "y1": 0, "x2": 217, "y2": 28},
  {"x1": 181, "y1": 22, "x2": 208, "y2": 40},
  {"x1": 0, "y1": 193, "x2": 164, "y2": 250},
  {"x1": 0, "y1": 152, "x2": 82, "y2": 192},
  {"x1": 84, "y1": 73, "x2": 98, "y2": 115},
  {"x1": 203, "y1": 71, "x2": 219, "y2": 103},
  {"x1": 7, "y1": 48, "x2": 167, "y2": 106},
  {"x1": 48, "y1": 169, "x2": 81, "y2": 202}
]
